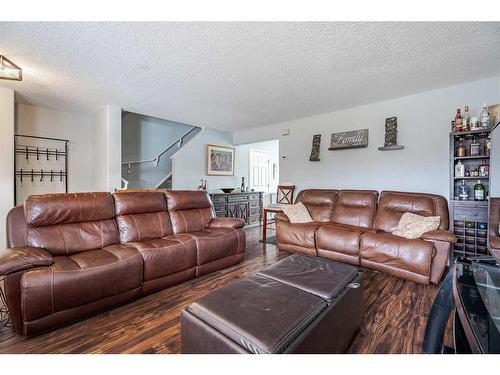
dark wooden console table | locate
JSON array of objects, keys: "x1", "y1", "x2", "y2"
[{"x1": 209, "y1": 192, "x2": 263, "y2": 228}]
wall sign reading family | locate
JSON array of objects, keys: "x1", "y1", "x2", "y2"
[
  {"x1": 328, "y1": 129, "x2": 369, "y2": 150},
  {"x1": 207, "y1": 144, "x2": 235, "y2": 176}
]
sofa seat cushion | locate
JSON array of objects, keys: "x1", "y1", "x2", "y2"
[
  {"x1": 185, "y1": 228, "x2": 244, "y2": 265},
  {"x1": 276, "y1": 220, "x2": 322, "y2": 256},
  {"x1": 315, "y1": 224, "x2": 363, "y2": 265},
  {"x1": 186, "y1": 274, "x2": 327, "y2": 354},
  {"x1": 360, "y1": 232, "x2": 434, "y2": 284},
  {"x1": 127, "y1": 235, "x2": 197, "y2": 281},
  {"x1": 20, "y1": 244, "x2": 143, "y2": 322},
  {"x1": 421, "y1": 230, "x2": 457, "y2": 243}
]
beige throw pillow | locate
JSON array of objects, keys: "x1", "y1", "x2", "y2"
[
  {"x1": 281, "y1": 202, "x2": 313, "y2": 224},
  {"x1": 392, "y1": 212, "x2": 440, "y2": 239}
]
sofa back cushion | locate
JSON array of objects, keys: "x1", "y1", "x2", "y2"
[
  {"x1": 374, "y1": 191, "x2": 449, "y2": 233},
  {"x1": 113, "y1": 191, "x2": 173, "y2": 242},
  {"x1": 25, "y1": 192, "x2": 119, "y2": 256},
  {"x1": 331, "y1": 190, "x2": 379, "y2": 229},
  {"x1": 164, "y1": 190, "x2": 215, "y2": 233},
  {"x1": 295, "y1": 189, "x2": 338, "y2": 222}
]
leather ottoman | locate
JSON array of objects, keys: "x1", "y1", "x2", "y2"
[{"x1": 181, "y1": 254, "x2": 363, "y2": 354}]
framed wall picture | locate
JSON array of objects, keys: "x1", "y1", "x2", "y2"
[{"x1": 207, "y1": 144, "x2": 235, "y2": 176}]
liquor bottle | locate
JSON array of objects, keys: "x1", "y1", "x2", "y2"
[
  {"x1": 485, "y1": 135, "x2": 491, "y2": 156},
  {"x1": 463, "y1": 105, "x2": 470, "y2": 130},
  {"x1": 459, "y1": 180, "x2": 469, "y2": 200},
  {"x1": 455, "y1": 161, "x2": 465, "y2": 177},
  {"x1": 474, "y1": 180, "x2": 485, "y2": 201},
  {"x1": 241, "y1": 177, "x2": 245, "y2": 192},
  {"x1": 480, "y1": 103, "x2": 490, "y2": 129},
  {"x1": 456, "y1": 138, "x2": 466, "y2": 157},
  {"x1": 470, "y1": 136, "x2": 480, "y2": 156},
  {"x1": 454, "y1": 109, "x2": 463, "y2": 130}
]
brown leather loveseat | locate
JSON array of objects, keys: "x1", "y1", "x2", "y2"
[
  {"x1": 0, "y1": 190, "x2": 245, "y2": 336},
  {"x1": 276, "y1": 189, "x2": 456, "y2": 285}
]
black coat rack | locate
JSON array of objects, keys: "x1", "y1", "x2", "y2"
[{"x1": 14, "y1": 134, "x2": 69, "y2": 205}]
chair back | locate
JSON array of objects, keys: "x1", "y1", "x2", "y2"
[{"x1": 277, "y1": 185, "x2": 295, "y2": 204}]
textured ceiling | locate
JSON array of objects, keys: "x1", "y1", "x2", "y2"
[{"x1": 0, "y1": 22, "x2": 499, "y2": 130}]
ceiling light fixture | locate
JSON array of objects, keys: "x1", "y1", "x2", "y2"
[{"x1": 0, "y1": 55, "x2": 22, "y2": 81}]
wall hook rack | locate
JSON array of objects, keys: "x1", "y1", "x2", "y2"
[{"x1": 14, "y1": 134, "x2": 69, "y2": 205}]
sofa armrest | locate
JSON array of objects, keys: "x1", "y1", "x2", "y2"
[
  {"x1": 0, "y1": 247, "x2": 53, "y2": 276},
  {"x1": 491, "y1": 236, "x2": 500, "y2": 250},
  {"x1": 208, "y1": 218, "x2": 245, "y2": 229},
  {"x1": 421, "y1": 230, "x2": 457, "y2": 244},
  {"x1": 275, "y1": 212, "x2": 290, "y2": 222}
]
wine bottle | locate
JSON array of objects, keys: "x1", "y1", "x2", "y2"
[
  {"x1": 454, "y1": 108, "x2": 463, "y2": 130},
  {"x1": 463, "y1": 105, "x2": 470, "y2": 130}
]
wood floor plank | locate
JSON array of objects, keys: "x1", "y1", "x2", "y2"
[{"x1": 0, "y1": 226, "x2": 450, "y2": 354}]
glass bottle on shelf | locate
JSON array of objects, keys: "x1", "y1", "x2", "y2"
[
  {"x1": 454, "y1": 108, "x2": 463, "y2": 131},
  {"x1": 241, "y1": 177, "x2": 245, "y2": 192},
  {"x1": 485, "y1": 135, "x2": 491, "y2": 156},
  {"x1": 456, "y1": 138, "x2": 466, "y2": 157},
  {"x1": 459, "y1": 180, "x2": 469, "y2": 200},
  {"x1": 480, "y1": 103, "x2": 490, "y2": 129},
  {"x1": 455, "y1": 160, "x2": 465, "y2": 177},
  {"x1": 470, "y1": 136, "x2": 480, "y2": 156},
  {"x1": 463, "y1": 105, "x2": 470, "y2": 131},
  {"x1": 474, "y1": 180, "x2": 485, "y2": 201}
]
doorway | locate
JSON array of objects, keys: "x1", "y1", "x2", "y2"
[{"x1": 249, "y1": 149, "x2": 270, "y2": 193}]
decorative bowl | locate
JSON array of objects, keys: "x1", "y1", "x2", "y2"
[{"x1": 220, "y1": 188, "x2": 235, "y2": 194}]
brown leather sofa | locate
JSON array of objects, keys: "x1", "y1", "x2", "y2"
[
  {"x1": 490, "y1": 197, "x2": 500, "y2": 260},
  {"x1": 276, "y1": 189, "x2": 456, "y2": 285},
  {"x1": 0, "y1": 190, "x2": 245, "y2": 336}
]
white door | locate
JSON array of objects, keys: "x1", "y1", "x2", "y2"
[{"x1": 249, "y1": 149, "x2": 270, "y2": 193}]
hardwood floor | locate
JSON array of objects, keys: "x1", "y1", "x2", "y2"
[{"x1": 0, "y1": 226, "x2": 451, "y2": 354}]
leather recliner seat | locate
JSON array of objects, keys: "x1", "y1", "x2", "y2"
[
  {"x1": 276, "y1": 189, "x2": 457, "y2": 285},
  {"x1": 0, "y1": 190, "x2": 246, "y2": 336}
]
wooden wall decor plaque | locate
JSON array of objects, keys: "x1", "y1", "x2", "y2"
[
  {"x1": 309, "y1": 134, "x2": 321, "y2": 161},
  {"x1": 328, "y1": 129, "x2": 369, "y2": 150}
]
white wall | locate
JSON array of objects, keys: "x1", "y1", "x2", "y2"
[
  {"x1": 91, "y1": 105, "x2": 122, "y2": 191},
  {"x1": 122, "y1": 112, "x2": 192, "y2": 162},
  {"x1": 235, "y1": 139, "x2": 280, "y2": 203},
  {"x1": 172, "y1": 127, "x2": 240, "y2": 191},
  {"x1": 234, "y1": 76, "x2": 500, "y2": 199},
  {"x1": 0, "y1": 88, "x2": 14, "y2": 247},
  {"x1": 15, "y1": 103, "x2": 93, "y2": 196}
]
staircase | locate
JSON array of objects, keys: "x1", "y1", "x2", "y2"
[{"x1": 121, "y1": 124, "x2": 201, "y2": 189}]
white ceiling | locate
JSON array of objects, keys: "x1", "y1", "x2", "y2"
[{"x1": 1, "y1": 22, "x2": 499, "y2": 130}]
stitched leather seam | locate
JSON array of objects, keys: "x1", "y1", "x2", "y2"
[
  {"x1": 50, "y1": 265, "x2": 56, "y2": 314},
  {"x1": 130, "y1": 215, "x2": 141, "y2": 241},
  {"x1": 179, "y1": 211, "x2": 188, "y2": 233},
  {"x1": 99, "y1": 221, "x2": 104, "y2": 249},
  {"x1": 58, "y1": 225, "x2": 68, "y2": 255},
  {"x1": 158, "y1": 212, "x2": 164, "y2": 237}
]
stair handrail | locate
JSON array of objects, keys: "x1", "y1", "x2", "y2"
[{"x1": 122, "y1": 126, "x2": 199, "y2": 167}]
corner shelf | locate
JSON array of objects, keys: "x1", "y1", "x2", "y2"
[
  {"x1": 450, "y1": 126, "x2": 492, "y2": 259},
  {"x1": 454, "y1": 155, "x2": 490, "y2": 160},
  {"x1": 453, "y1": 176, "x2": 489, "y2": 180}
]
